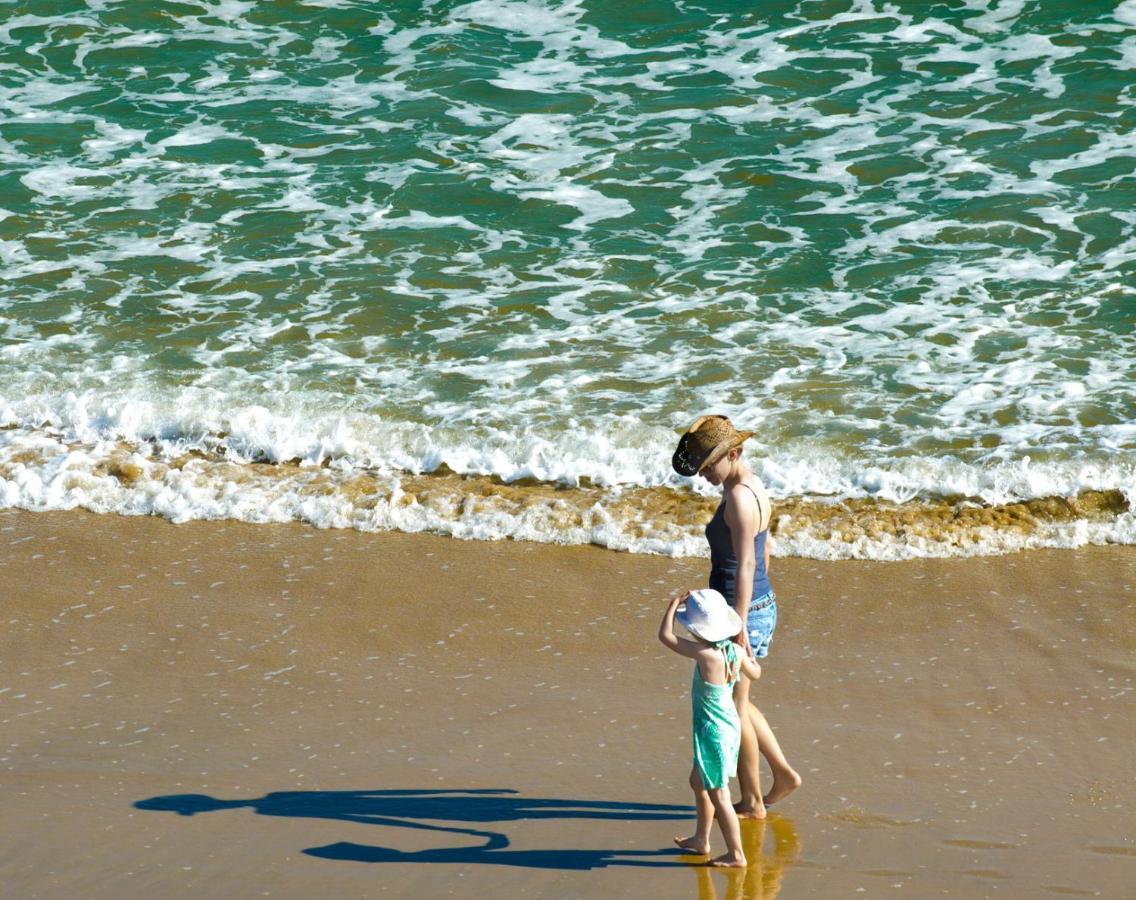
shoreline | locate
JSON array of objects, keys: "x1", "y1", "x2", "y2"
[
  {"x1": 2, "y1": 508, "x2": 1133, "y2": 897},
  {"x1": 2, "y1": 442, "x2": 1133, "y2": 560}
]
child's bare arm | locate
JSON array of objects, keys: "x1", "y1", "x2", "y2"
[
  {"x1": 658, "y1": 592, "x2": 706, "y2": 659},
  {"x1": 739, "y1": 653, "x2": 762, "y2": 681}
]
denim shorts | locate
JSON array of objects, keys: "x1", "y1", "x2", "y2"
[{"x1": 747, "y1": 590, "x2": 777, "y2": 659}]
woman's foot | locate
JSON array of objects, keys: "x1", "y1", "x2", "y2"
[
  {"x1": 763, "y1": 768, "x2": 802, "y2": 807},
  {"x1": 673, "y1": 835, "x2": 710, "y2": 855},
  {"x1": 732, "y1": 799, "x2": 767, "y2": 820},
  {"x1": 708, "y1": 852, "x2": 747, "y2": 868}
]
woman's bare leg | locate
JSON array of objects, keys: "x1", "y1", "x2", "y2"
[
  {"x1": 732, "y1": 674, "x2": 765, "y2": 818},
  {"x1": 748, "y1": 700, "x2": 802, "y2": 806}
]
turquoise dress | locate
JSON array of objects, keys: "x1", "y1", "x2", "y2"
[{"x1": 691, "y1": 641, "x2": 741, "y2": 790}]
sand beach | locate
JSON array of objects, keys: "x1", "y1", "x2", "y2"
[{"x1": 1, "y1": 508, "x2": 1132, "y2": 898}]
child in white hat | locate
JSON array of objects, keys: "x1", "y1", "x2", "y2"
[{"x1": 658, "y1": 588, "x2": 763, "y2": 867}]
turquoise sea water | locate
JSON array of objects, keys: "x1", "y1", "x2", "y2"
[{"x1": 1, "y1": 0, "x2": 1134, "y2": 558}]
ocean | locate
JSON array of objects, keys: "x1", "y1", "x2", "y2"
[{"x1": 1, "y1": 0, "x2": 1134, "y2": 559}]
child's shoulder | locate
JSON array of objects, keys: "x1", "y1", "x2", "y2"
[{"x1": 695, "y1": 644, "x2": 727, "y2": 680}]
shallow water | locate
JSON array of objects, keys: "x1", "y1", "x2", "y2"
[{"x1": 1, "y1": 1, "x2": 1134, "y2": 557}]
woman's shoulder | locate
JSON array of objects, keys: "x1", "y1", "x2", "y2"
[
  {"x1": 724, "y1": 478, "x2": 769, "y2": 509},
  {"x1": 724, "y1": 478, "x2": 772, "y2": 529}
]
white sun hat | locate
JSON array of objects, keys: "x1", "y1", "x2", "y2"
[{"x1": 676, "y1": 589, "x2": 742, "y2": 643}]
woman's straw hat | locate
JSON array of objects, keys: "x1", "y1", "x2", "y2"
[
  {"x1": 677, "y1": 589, "x2": 743, "y2": 643},
  {"x1": 672, "y1": 415, "x2": 754, "y2": 477}
]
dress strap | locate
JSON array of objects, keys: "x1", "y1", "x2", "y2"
[{"x1": 713, "y1": 639, "x2": 741, "y2": 685}]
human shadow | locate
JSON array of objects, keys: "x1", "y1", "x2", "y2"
[
  {"x1": 306, "y1": 830, "x2": 681, "y2": 870},
  {"x1": 136, "y1": 787, "x2": 694, "y2": 871}
]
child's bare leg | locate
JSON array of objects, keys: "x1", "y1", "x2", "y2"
[
  {"x1": 674, "y1": 765, "x2": 713, "y2": 855},
  {"x1": 748, "y1": 700, "x2": 802, "y2": 806},
  {"x1": 732, "y1": 675, "x2": 766, "y2": 819},
  {"x1": 706, "y1": 786, "x2": 746, "y2": 867}
]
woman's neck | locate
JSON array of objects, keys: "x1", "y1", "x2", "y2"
[{"x1": 722, "y1": 458, "x2": 750, "y2": 490}]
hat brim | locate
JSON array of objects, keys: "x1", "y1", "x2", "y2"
[
  {"x1": 676, "y1": 605, "x2": 743, "y2": 643},
  {"x1": 672, "y1": 430, "x2": 754, "y2": 477}
]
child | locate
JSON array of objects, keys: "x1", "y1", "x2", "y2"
[{"x1": 659, "y1": 588, "x2": 762, "y2": 867}]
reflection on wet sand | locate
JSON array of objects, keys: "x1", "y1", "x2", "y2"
[{"x1": 686, "y1": 815, "x2": 801, "y2": 899}]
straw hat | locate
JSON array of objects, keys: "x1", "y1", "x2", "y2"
[
  {"x1": 672, "y1": 414, "x2": 754, "y2": 477},
  {"x1": 677, "y1": 589, "x2": 743, "y2": 643}
]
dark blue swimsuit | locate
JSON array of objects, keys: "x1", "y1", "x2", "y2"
[{"x1": 706, "y1": 482, "x2": 773, "y2": 608}]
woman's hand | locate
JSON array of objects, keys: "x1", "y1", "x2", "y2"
[{"x1": 736, "y1": 618, "x2": 755, "y2": 659}]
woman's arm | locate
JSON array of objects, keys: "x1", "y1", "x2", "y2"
[
  {"x1": 739, "y1": 653, "x2": 762, "y2": 681},
  {"x1": 725, "y1": 485, "x2": 758, "y2": 642},
  {"x1": 725, "y1": 486, "x2": 757, "y2": 658},
  {"x1": 658, "y1": 591, "x2": 705, "y2": 659}
]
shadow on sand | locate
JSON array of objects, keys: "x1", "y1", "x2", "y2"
[{"x1": 136, "y1": 788, "x2": 694, "y2": 871}]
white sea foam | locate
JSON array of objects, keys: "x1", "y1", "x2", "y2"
[
  {"x1": 0, "y1": 379, "x2": 1132, "y2": 502},
  {"x1": 1116, "y1": 1, "x2": 1136, "y2": 27},
  {"x1": 0, "y1": 414, "x2": 1132, "y2": 560},
  {"x1": 452, "y1": 0, "x2": 638, "y2": 59}
]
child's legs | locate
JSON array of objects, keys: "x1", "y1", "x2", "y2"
[
  {"x1": 706, "y1": 784, "x2": 745, "y2": 862},
  {"x1": 689, "y1": 765, "x2": 714, "y2": 843}
]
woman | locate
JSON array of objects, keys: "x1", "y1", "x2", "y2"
[{"x1": 673, "y1": 414, "x2": 801, "y2": 817}]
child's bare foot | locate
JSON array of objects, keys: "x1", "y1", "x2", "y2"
[
  {"x1": 733, "y1": 799, "x2": 767, "y2": 820},
  {"x1": 762, "y1": 768, "x2": 802, "y2": 807},
  {"x1": 707, "y1": 852, "x2": 747, "y2": 868},
  {"x1": 673, "y1": 835, "x2": 710, "y2": 855}
]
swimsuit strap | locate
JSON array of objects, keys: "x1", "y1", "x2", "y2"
[{"x1": 739, "y1": 482, "x2": 766, "y2": 531}]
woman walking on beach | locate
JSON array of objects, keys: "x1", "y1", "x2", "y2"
[{"x1": 673, "y1": 415, "x2": 801, "y2": 818}]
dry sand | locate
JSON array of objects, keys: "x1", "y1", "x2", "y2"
[{"x1": 1, "y1": 508, "x2": 1133, "y2": 898}]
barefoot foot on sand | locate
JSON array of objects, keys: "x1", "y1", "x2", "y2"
[
  {"x1": 707, "y1": 853, "x2": 747, "y2": 868},
  {"x1": 673, "y1": 836, "x2": 710, "y2": 855},
  {"x1": 733, "y1": 800, "x2": 767, "y2": 820},
  {"x1": 762, "y1": 769, "x2": 802, "y2": 807}
]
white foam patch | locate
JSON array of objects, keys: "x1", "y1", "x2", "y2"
[
  {"x1": 452, "y1": 0, "x2": 639, "y2": 59},
  {"x1": 1031, "y1": 130, "x2": 1136, "y2": 181},
  {"x1": 479, "y1": 114, "x2": 633, "y2": 230},
  {"x1": 156, "y1": 124, "x2": 237, "y2": 149},
  {"x1": 1116, "y1": 1, "x2": 1136, "y2": 26},
  {"x1": 775, "y1": 514, "x2": 1136, "y2": 561},
  {"x1": 0, "y1": 374, "x2": 1132, "y2": 501},
  {"x1": 0, "y1": 419, "x2": 1132, "y2": 561}
]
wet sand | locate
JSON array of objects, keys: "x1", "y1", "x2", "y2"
[{"x1": 1, "y1": 508, "x2": 1133, "y2": 898}]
